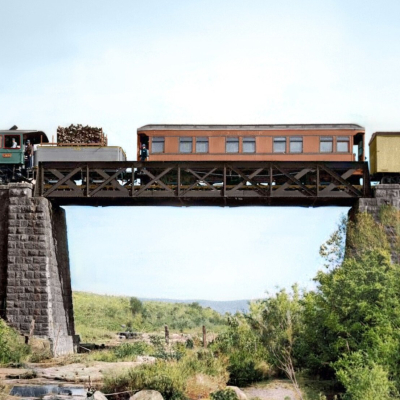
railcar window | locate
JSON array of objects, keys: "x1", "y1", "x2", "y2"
[
  {"x1": 4, "y1": 135, "x2": 20, "y2": 149},
  {"x1": 180, "y1": 137, "x2": 193, "y2": 153},
  {"x1": 196, "y1": 137, "x2": 208, "y2": 153},
  {"x1": 320, "y1": 137, "x2": 333, "y2": 153},
  {"x1": 0, "y1": 136, "x2": 2, "y2": 148},
  {"x1": 226, "y1": 138, "x2": 239, "y2": 153},
  {"x1": 152, "y1": 137, "x2": 165, "y2": 153},
  {"x1": 290, "y1": 137, "x2": 303, "y2": 153},
  {"x1": 243, "y1": 137, "x2": 256, "y2": 153},
  {"x1": 337, "y1": 136, "x2": 350, "y2": 152},
  {"x1": 273, "y1": 137, "x2": 286, "y2": 153}
]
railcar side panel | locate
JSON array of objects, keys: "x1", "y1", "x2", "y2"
[{"x1": 137, "y1": 124, "x2": 365, "y2": 163}]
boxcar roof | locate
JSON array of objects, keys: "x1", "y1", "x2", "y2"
[
  {"x1": 369, "y1": 131, "x2": 400, "y2": 145},
  {"x1": 138, "y1": 123, "x2": 364, "y2": 131}
]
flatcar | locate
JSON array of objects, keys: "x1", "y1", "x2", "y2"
[
  {"x1": 369, "y1": 132, "x2": 400, "y2": 183},
  {"x1": 0, "y1": 128, "x2": 49, "y2": 184}
]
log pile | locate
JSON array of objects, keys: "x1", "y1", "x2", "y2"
[{"x1": 57, "y1": 124, "x2": 107, "y2": 146}]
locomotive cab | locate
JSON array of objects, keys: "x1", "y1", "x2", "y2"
[{"x1": 0, "y1": 128, "x2": 49, "y2": 183}]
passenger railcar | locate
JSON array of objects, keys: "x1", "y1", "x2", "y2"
[
  {"x1": 137, "y1": 124, "x2": 366, "y2": 162},
  {"x1": 136, "y1": 124, "x2": 366, "y2": 186}
]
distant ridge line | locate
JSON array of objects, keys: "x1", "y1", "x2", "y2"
[{"x1": 139, "y1": 297, "x2": 251, "y2": 315}]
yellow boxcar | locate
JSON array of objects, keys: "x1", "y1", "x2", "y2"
[{"x1": 369, "y1": 132, "x2": 400, "y2": 180}]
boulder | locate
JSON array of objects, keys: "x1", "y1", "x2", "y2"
[
  {"x1": 226, "y1": 386, "x2": 248, "y2": 400},
  {"x1": 93, "y1": 391, "x2": 108, "y2": 400},
  {"x1": 130, "y1": 390, "x2": 164, "y2": 400}
]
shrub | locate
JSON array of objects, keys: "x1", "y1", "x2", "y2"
[
  {"x1": 114, "y1": 342, "x2": 151, "y2": 359},
  {"x1": 227, "y1": 357, "x2": 263, "y2": 386},
  {"x1": 210, "y1": 388, "x2": 238, "y2": 400},
  {"x1": 103, "y1": 360, "x2": 187, "y2": 400},
  {"x1": 103, "y1": 349, "x2": 228, "y2": 400},
  {"x1": 336, "y1": 356, "x2": 394, "y2": 400},
  {"x1": 0, "y1": 319, "x2": 29, "y2": 364}
]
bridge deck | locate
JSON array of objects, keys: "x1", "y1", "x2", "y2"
[{"x1": 35, "y1": 161, "x2": 371, "y2": 206}]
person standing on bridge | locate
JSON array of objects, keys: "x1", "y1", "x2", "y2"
[
  {"x1": 140, "y1": 144, "x2": 149, "y2": 161},
  {"x1": 25, "y1": 140, "x2": 33, "y2": 169}
]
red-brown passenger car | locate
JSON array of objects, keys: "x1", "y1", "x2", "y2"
[{"x1": 137, "y1": 124, "x2": 365, "y2": 162}]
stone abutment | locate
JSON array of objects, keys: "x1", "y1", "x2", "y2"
[
  {"x1": 0, "y1": 183, "x2": 75, "y2": 356},
  {"x1": 352, "y1": 184, "x2": 400, "y2": 264}
]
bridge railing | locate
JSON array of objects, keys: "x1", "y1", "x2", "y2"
[{"x1": 35, "y1": 161, "x2": 371, "y2": 206}]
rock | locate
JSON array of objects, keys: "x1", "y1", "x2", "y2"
[
  {"x1": 226, "y1": 386, "x2": 248, "y2": 400},
  {"x1": 93, "y1": 391, "x2": 108, "y2": 400},
  {"x1": 136, "y1": 356, "x2": 156, "y2": 364},
  {"x1": 130, "y1": 390, "x2": 164, "y2": 400}
]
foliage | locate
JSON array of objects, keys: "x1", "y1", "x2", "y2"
[
  {"x1": 210, "y1": 388, "x2": 238, "y2": 400},
  {"x1": 319, "y1": 214, "x2": 347, "y2": 269},
  {"x1": 150, "y1": 337, "x2": 186, "y2": 361},
  {"x1": 379, "y1": 204, "x2": 400, "y2": 254},
  {"x1": 0, "y1": 319, "x2": 30, "y2": 364},
  {"x1": 103, "y1": 349, "x2": 228, "y2": 400},
  {"x1": 73, "y1": 292, "x2": 226, "y2": 342},
  {"x1": 210, "y1": 316, "x2": 269, "y2": 386},
  {"x1": 248, "y1": 286, "x2": 304, "y2": 399},
  {"x1": 114, "y1": 342, "x2": 151, "y2": 359},
  {"x1": 335, "y1": 352, "x2": 394, "y2": 400},
  {"x1": 346, "y1": 212, "x2": 390, "y2": 259},
  {"x1": 130, "y1": 297, "x2": 144, "y2": 316},
  {"x1": 103, "y1": 360, "x2": 187, "y2": 400}
]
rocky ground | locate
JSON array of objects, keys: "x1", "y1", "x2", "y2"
[{"x1": 0, "y1": 363, "x2": 301, "y2": 400}]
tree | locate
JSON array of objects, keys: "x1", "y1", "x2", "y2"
[
  {"x1": 129, "y1": 297, "x2": 144, "y2": 316},
  {"x1": 248, "y1": 286, "x2": 304, "y2": 399}
]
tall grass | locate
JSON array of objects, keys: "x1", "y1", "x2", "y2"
[{"x1": 103, "y1": 349, "x2": 228, "y2": 400}]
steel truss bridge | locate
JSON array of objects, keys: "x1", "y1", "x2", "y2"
[{"x1": 35, "y1": 161, "x2": 371, "y2": 206}]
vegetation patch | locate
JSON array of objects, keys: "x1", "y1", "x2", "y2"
[
  {"x1": 103, "y1": 349, "x2": 228, "y2": 400},
  {"x1": 73, "y1": 292, "x2": 226, "y2": 343},
  {"x1": 0, "y1": 319, "x2": 29, "y2": 365}
]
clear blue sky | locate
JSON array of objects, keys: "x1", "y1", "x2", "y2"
[{"x1": 1, "y1": 0, "x2": 400, "y2": 300}]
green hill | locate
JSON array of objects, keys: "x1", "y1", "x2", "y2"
[{"x1": 73, "y1": 291, "x2": 227, "y2": 342}]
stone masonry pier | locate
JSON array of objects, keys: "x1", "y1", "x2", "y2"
[{"x1": 0, "y1": 183, "x2": 75, "y2": 356}]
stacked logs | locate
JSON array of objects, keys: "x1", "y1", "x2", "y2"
[{"x1": 57, "y1": 124, "x2": 107, "y2": 146}]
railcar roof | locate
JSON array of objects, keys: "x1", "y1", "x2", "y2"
[
  {"x1": 138, "y1": 123, "x2": 364, "y2": 131},
  {"x1": 0, "y1": 130, "x2": 49, "y2": 143},
  {"x1": 369, "y1": 131, "x2": 400, "y2": 145}
]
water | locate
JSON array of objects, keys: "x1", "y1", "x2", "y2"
[{"x1": 10, "y1": 385, "x2": 86, "y2": 399}]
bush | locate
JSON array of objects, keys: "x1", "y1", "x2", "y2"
[
  {"x1": 336, "y1": 355, "x2": 395, "y2": 400},
  {"x1": 114, "y1": 342, "x2": 151, "y2": 359},
  {"x1": 210, "y1": 388, "x2": 238, "y2": 400},
  {"x1": 103, "y1": 349, "x2": 228, "y2": 400},
  {"x1": 210, "y1": 316, "x2": 268, "y2": 386},
  {"x1": 0, "y1": 319, "x2": 29, "y2": 364},
  {"x1": 103, "y1": 360, "x2": 187, "y2": 400},
  {"x1": 227, "y1": 357, "x2": 263, "y2": 386}
]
